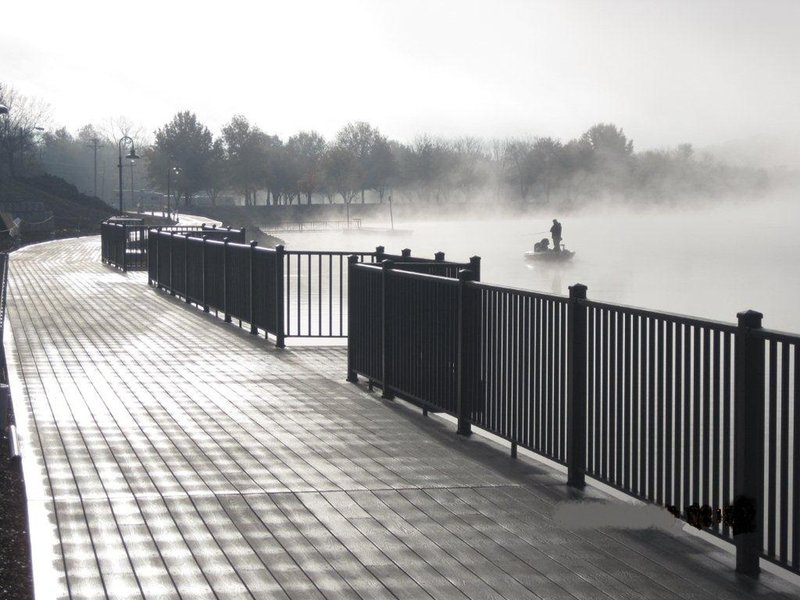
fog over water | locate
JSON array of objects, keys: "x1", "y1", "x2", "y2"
[{"x1": 279, "y1": 195, "x2": 800, "y2": 333}]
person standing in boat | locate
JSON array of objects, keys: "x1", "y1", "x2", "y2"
[{"x1": 550, "y1": 219, "x2": 562, "y2": 252}]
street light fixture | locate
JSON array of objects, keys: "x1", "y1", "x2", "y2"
[
  {"x1": 117, "y1": 135, "x2": 139, "y2": 214},
  {"x1": 167, "y1": 164, "x2": 182, "y2": 221}
]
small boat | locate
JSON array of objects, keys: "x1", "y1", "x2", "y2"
[{"x1": 524, "y1": 248, "x2": 575, "y2": 262}]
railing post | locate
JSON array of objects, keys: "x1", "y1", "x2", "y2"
[
  {"x1": 184, "y1": 233, "x2": 191, "y2": 304},
  {"x1": 169, "y1": 232, "x2": 175, "y2": 294},
  {"x1": 154, "y1": 227, "x2": 162, "y2": 287},
  {"x1": 347, "y1": 255, "x2": 359, "y2": 383},
  {"x1": 202, "y1": 235, "x2": 209, "y2": 312},
  {"x1": 249, "y1": 240, "x2": 258, "y2": 334},
  {"x1": 274, "y1": 244, "x2": 285, "y2": 348},
  {"x1": 435, "y1": 251, "x2": 445, "y2": 262},
  {"x1": 381, "y1": 259, "x2": 395, "y2": 400},
  {"x1": 401, "y1": 248, "x2": 411, "y2": 259},
  {"x1": 457, "y1": 269, "x2": 475, "y2": 436},
  {"x1": 223, "y1": 237, "x2": 231, "y2": 323},
  {"x1": 567, "y1": 283, "x2": 588, "y2": 488},
  {"x1": 121, "y1": 223, "x2": 128, "y2": 271},
  {"x1": 375, "y1": 245, "x2": 385, "y2": 263},
  {"x1": 469, "y1": 256, "x2": 481, "y2": 282},
  {"x1": 734, "y1": 309, "x2": 764, "y2": 577}
]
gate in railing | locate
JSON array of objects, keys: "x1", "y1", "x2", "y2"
[{"x1": 347, "y1": 261, "x2": 800, "y2": 579}]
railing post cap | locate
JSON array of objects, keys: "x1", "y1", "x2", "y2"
[
  {"x1": 401, "y1": 248, "x2": 411, "y2": 257},
  {"x1": 347, "y1": 254, "x2": 359, "y2": 263},
  {"x1": 223, "y1": 236, "x2": 230, "y2": 244},
  {"x1": 382, "y1": 259, "x2": 394, "y2": 269},
  {"x1": 469, "y1": 255, "x2": 481, "y2": 263},
  {"x1": 275, "y1": 243, "x2": 284, "y2": 252},
  {"x1": 434, "y1": 251, "x2": 445, "y2": 261},
  {"x1": 250, "y1": 240, "x2": 258, "y2": 248},
  {"x1": 202, "y1": 234, "x2": 208, "y2": 240},
  {"x1": 569, "y1": 283, "x2": 588, "y2": 298},
  {"x1": 375, "y1": 245, "x2": 385, "y2": 254},
  {"x1": 458, "y1": 269, "x2": 474, "y2": 282},
  {"x1": 737, "y1": 310, "x2": 763, "y2": 328}
]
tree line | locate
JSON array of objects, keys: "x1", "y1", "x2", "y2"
[{"x1": 2, "y1": 83, "x2": 769, "y2": 209}]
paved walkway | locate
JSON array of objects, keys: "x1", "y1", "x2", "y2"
[{"x1": 5, "y1": 237, "x2": 798, "y2": 599}]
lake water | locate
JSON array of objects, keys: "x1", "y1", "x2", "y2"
[{"x1": 278, "y1": 195, "x2": 800, "y2": 333}]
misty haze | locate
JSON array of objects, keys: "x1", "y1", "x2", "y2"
[
  {"x1": 276, "y1": 192, "x2": 800, "y2": 332},
  {"x1": 2, "y1": 1, "x2": 800, "y2": 599}
]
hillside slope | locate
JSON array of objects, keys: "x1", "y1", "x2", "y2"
[{"x1": 0, "y1": 175, "x2": 116, "y2": 236}]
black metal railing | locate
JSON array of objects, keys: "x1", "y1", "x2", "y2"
[
  {"x1": 150, "y1": 235, "x2": 476, "y2": 345},
  {"x1": 103, "y1": 221, "x2": 245, "y2": 271},
  {"x1": 756, "y1": 327, "x2": 799, "y2": 573},
  {"x1": 284, "y1": 250, "x2": 378, "y2": 337},
  {"x1": 347, "y1": 263, "x2": 800, "y2": 579}
]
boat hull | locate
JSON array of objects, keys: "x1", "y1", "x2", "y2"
[{"x1": 524, "y1": 249, "x2": 575, "y2": 262}]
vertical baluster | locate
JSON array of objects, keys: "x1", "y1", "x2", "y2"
[
  {"x1": 614, "y1": 312, "x2": 628, "y2": 489},
  {"x1": 632, "y1": 315, "x2": 641, "y2": 496},
  {"x1": 767, "y1": 339, "x2": 778, "y2": 558},
  {"x1": 623, "y1": 312, "x2": 631, "y2": 490},
  {"x1": 673, "y1": 324, "x2": 683, "y2": 514},
  {"x1": 712, "y1": 329, "x2": 721, "y2": 531},
  {"x1": 665, "y1": 321, "x2": 674, "y2": 507},
  {"x1": 779, "y1": 342, "x2": 790, "y2": 563},
  {"x1": 722, "y1": 331, "x2": 732, "y2": 537},
  {"x1": 560, "y1": 299, "x2": 568, "y2": 460},
  {"x1": 546, "y1": 299, "x2": 554, "y2": 457},
  {"x1": 792, "y1": 344, "x2": 800, "y2": 570},
  {"x1": 683, "y1": 324, "x2": 692, "y2": 517},
  {"x1": 609, "y1": 310, "x2": 617, "y2": 484},
  {"x1": 601, "y1": 308, "x2": 609, "y2": 480},
  {"x1": 523, "y1": 295, "x2": 531, "y2": 449},
  {"x1": 656, "y1": 319, "x2": 665, "y2": 505},
  {"x1": 648, "y1": 318, "x2": 657, "y2": 500},
  {"x1": 587, "y1": 306, "x2": 595, "y2": 474},
  {"x1": 702, "y1": 328, "x2": 711, "y2": 508}
]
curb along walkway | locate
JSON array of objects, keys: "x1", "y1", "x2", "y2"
[{"x1": 5, "y1": 237, "x2": 798, "y2": 599}]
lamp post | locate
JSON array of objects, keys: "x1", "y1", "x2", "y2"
[
  {"x1": 166, "y1": 164, "x2": 181, "y2": 221},
  {"x1": 0, "y1": 105, "x2": 9, "y2": 177},
  {"x1": 117, "y1": 135, "x2": 139, "y2": 215}
]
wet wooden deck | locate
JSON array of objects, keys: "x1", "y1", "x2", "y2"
[{"x1": 5, "y1": 237, "x2": 798, "y2": 599}]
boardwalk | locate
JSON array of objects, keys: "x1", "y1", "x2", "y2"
[{"x1": 5, "y1": 237, "x2": 798, "y2": 599}]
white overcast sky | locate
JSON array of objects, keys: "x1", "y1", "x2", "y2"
[{"x1": 2, "y1": 0, "x2": 799, "y2": 151}]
